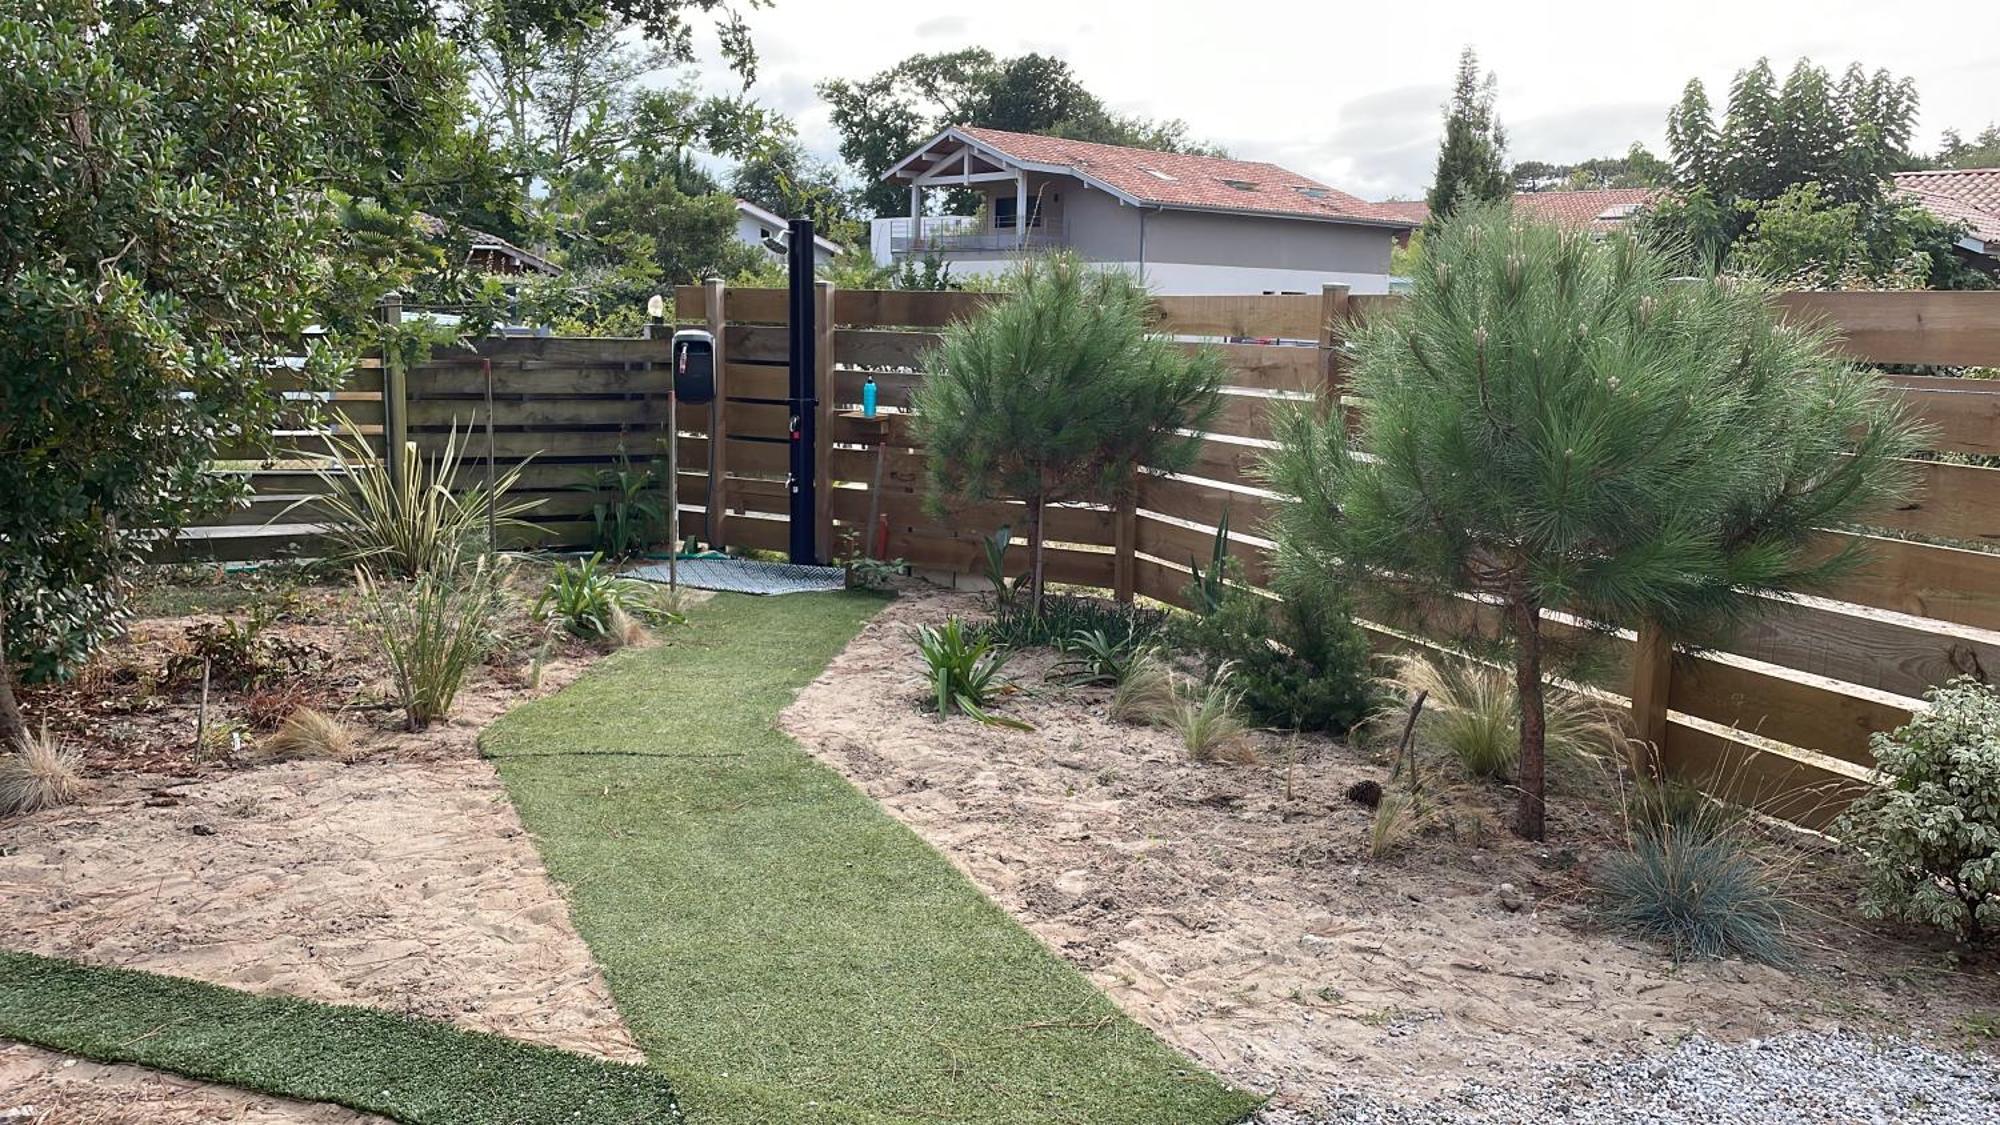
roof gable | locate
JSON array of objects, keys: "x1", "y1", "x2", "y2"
[{"x1": 888, "y1": 125, "x2": 1414, "y2": 229}]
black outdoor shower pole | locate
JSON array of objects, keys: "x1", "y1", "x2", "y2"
[{"x1": 785, "y1": 218, "x2": 819, "y2": 564}]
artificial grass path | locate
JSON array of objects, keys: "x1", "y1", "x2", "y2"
[
  {"x1": 481, "y1": 591, "x2": 1261, "y2": 1125},
  {"x1": 0, "y1": 949, "x2": 683, "y2": 1123}
]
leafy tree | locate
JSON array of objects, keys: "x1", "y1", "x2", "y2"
[
  {"x1": 1731, "y1": 182, "x2": 1987, "y2": 290},
  {"x1": 912, "y1": 254, "x2": 1224, "y2": 614},
  {"x1": 1264, "y1": 207, "x2": 1921, "y2": 840},
  {"x1": 1664, "y1": 80, "x2": 1721, "y2": 189},
  {"x1": 1425, "y1": 47, "x2": 1509, "y2": 226},
  {"x1": 0, "y1": 0, "x2": 465, "y2": 742},
  {"x1": 729, "y1": 139, "x2": 866, "y2": 248},
  {"x1": 820, "y1": 49, "x2": 1220, "y2": 217}
]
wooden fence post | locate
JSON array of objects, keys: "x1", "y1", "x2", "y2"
[
  {"x1": 1113, "y1": 488, "x2": 1137, "y2": 604},
  {"x1": 814, "y1": 280, "x2": 836, "y2": 564},
  {"x1": 379, "y1": 294, "x2": 408, "y2": 488},
  {"x1": 704, "y1": 276, "x2": 729, "y2": 551},
  {"x1": 1318, "y1": 283, "x2": 1350, "y2": 419},
  {"x1": 1629, "y1": 620, "x2": 1671, "y2": 780}
]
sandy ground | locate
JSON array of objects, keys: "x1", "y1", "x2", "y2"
[
  {"x1": 778, "y1": 589, "x2": 2000, "y2": 1108},
  {"x1": 1, "y1": 590, "x2": 655, "y2": 1123}
]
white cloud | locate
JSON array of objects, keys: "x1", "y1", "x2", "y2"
[{"x1": 688, "y1": 0, "x2": 2000, "y2": 205}]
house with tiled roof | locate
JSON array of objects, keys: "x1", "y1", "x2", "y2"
[
  {"x1": 1373, "y1": 189, "x2": 1660, "y2": 243},
  {"x1": 1891, "y1": 168, "x2": 2000, "y2": 269},
  {"x1": 871, "y1": 126, "x2": 1417, "y2": 295}
]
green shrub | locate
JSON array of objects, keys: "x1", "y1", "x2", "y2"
[
  {"x1": 295, "y1": 419, "x2": 539, "y2": 578},
  {"x1": 571, "y1": 449, "x2": 665, "y2": 559},
  {"x1": 914, "y1": 618, "x2": 1029, "y2": 729},
  {"x1": 1596, "y1": 824, "x2": 1796, "y2": 964},
  {"x1": 532, "y1": 554, "x2": 680, "y2": 645},
  {"x1": 1834, "y1": 677, "x2": 2000, "y2": 943},
  {"x1": 973, "y1": 594, "x2": 1167, "y2": 653},
  {"x1": 1171, "y1": 577, "x2": 1373, "y2": 734},
  {"x1": 355, "y1": 559, "x2": 502, "y2": 730}
]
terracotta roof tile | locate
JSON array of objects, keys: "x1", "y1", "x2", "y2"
[
  {"x1": 922, "y1": 126, "x2": 1415, "y2": 228},
  {"x1": 1891, "y1": 169, "x2": 2000, "y2": 244},
  {"x1": 1365, "y1": 190, "x2": 1659, "y2": 232}
]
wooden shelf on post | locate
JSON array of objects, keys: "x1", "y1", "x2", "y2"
[{"x1": 839, "y1": 411, "x2": 894, "y2": 560}]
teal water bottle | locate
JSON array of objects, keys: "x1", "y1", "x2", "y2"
[{"x1": 862, "y1": 375, "x2": 878, "y2": 418}]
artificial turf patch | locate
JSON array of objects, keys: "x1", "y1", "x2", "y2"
[
  {"x1": 0, "y1": 949, "x2": 683, "y2": 1123},
  {"x1": 482, "y1": 590, "x2": 1262, "y2": 1125}
]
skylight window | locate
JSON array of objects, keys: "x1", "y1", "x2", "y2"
[
  {"x1": 1221, "y1": 178, "x2": 1259, "y2": 192},
  {"x1": 1142, "y1": 167, "x2": 1176, "y2": 181},
  {"x1": 1597, "y1": 202, "x2": 1643, "y2": 220},
  {"x1": 1293, "y1": 186, "x2": 1330, "y2": 199}
]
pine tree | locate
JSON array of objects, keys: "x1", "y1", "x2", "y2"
[
  {"x1": 1426, "y1": 47, "x2": 1509, "y2": 225},
  {"x1": 1265, "y1": 207, "x2": 1922, "y2": 840},
  {"x1": 912, "y1": 254, "x2": 1225, "y2": 614},
  {"x1": 1665, "y1": 79, "x2": 1721, "y2": 189}
]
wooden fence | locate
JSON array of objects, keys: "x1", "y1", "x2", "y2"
[
  {"x1": 675, "y1": 284, "x2": 2000, "y2": 832},
  {"x1": 175, "y1": 282, "x2": 2000, "y2": 832}
]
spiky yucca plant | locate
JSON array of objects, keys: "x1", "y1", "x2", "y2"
[
  {"x1": 289, "y1": 415, "x2": 539, "y2": 578},
  {"x1": 1266, "y1": 206, "x2": 1923, "y2": 840},
  {"x1": 913, "y1": 252, "x2": 1226, "y2": 615}
]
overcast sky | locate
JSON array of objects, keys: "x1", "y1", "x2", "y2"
[{"x1": 687, "y1": 0, "x2": 2000, "y2": 202}]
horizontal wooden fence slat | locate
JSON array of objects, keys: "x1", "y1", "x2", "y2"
[
  {"x1": 404, "y1": 399, "x2": 667, "y2": 428},
  {"x1": 834, "y1": 289, "x2": 993, "y2": 328},
  {"x1": 1138, "y1": 474, "x2": 1278, "y2": 533},
  {"x1": 1134, "y1": 513, "x2": 1271, "y2": 585},
  {"x1": 1203, "y1": 342, "x2": 1323, "y2": 393},
  {"x1": 722, "y1": 361, "x2": 790, "y2": 400},
  {"x1": 464, "y1": 337, "x2": 671, "y2": 365},
  {"x1": 724, "y1": 325, "x2": 789, "y2": 364},
  {"x1": 1154, "y1": 294, "x2": 1322, "y2": 340},
  {"x1": 1666, "y1": 653, "x2": 1906, "y2": 769},
  {"x1": 1889, "y1": 384, "x2": 2000, "y2": 456},
  {"x1": 1862, "y1": 458, "x2": 2000, "y2": 544},
  {"x1": 1776, "y1": 291, "x2": 2000, "y2": 367},
  {"x1": 1716, "y1": 595, "x2": 2000, "y2": 701},
  {"x1": 1811, "y1": 531, "x2": 2000, "y2": 632},
  {"x1": 409, "y1": 366, "x2": 671, "y2": 397},
  {"x1": 1174, "y1": 436, "x2": 1274, "y2": 491},
  {"x1": 835, "y1": 328, "x2": 943, "y2": 369},
  {"x1": 1655, "y1": 720, "x2": 1871, "y2": 832}
]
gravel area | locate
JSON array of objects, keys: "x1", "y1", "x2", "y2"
[{"x1": 1258, "y1": 1032, "x2": 2000, "y2": 1124}]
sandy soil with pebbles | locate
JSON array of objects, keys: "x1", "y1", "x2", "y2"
[
  {"x1": 778, "y1": 589, "x2": 2000, "y2": 1109},
  {"x1": 0, "y1": 601, "x2": 644, "y2": 1123}
]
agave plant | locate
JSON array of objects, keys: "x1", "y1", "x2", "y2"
[
  {"x1": 913, "y1": 618, "x2": 1030, "y2": 730},
  {"x1": 1049, "y1": 628, "x2": 1140, "y2": 687},
  {"x1": 533, "y1": 553, "x2": 682, "y2": 643},
  {"x1": 286, "y1": 413, "x2": 540, "y2": 578}
]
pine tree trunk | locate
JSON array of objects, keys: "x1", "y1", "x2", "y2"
[
  {"x1": 1028, "y1": 493, "x2": 1048, "y2": 619},
  {"x1": 0, "y1": 599, "x2": 26, "y2": 749},
  {"x1": 1510, "y1": 597, "x2": 1547, "y2": 841}
]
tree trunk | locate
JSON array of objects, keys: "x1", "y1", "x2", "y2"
[
  {"x1": 1510, "y1": 597, "x2": 1547, "y2": 841},
  {"x1": 0, "y1": 599, "x2": 26, "y2": 749},
  {"x1": 1028, "y1": 492, "x2": 1048, "y2": 619}
]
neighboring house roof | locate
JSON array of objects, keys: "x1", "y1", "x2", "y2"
[
  {"x1": 733, "y1": 198, "x2": 846, "y2": 256},
  {"x1": 1371, "y1": 190, "x2": 1660, "y2": 232},
  {"x1": 1511, "y1": 188, "x2": 1659, "y2": 231},
  {"x1": 1890, "y1": 169, "x2": 2000, "y2": 251},
  {"x1": 1371, "y1": 200, "x2": 1432, "y2": 226},
  {"x1": 886, "y1": 125, "x2": 1416, "y2": 230},
  {"x1": 413, "y1": 212, "x2": 560, "y2": 276}
]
